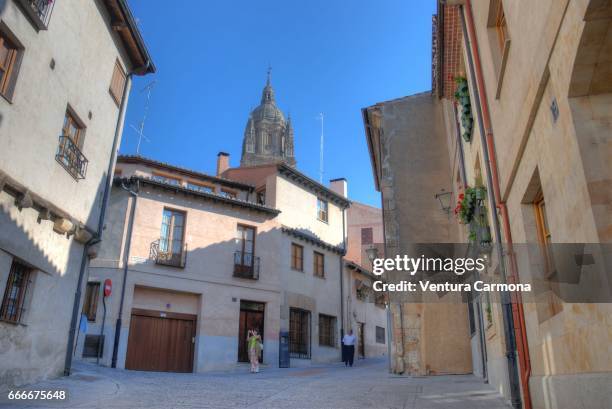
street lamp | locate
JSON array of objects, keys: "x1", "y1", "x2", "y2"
[
  {"x1": 365, "y1": 246, "x2": 379, "y2": 268},
  {"x1": 434, "y1": 189, "x2": 453, "y2": 215}
]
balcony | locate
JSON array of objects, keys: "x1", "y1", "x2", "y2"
[
  {"x1": 18, "y1": 0, "x2": 55, "y2": 30},
  {"x1": 151, "y1": 239, "x2": 187, "y2": 268},
  {"x1": 233, "y1": 251, "x2": 259, "y2": 279},
  {"x1": 55, "y1": 135, "x2": 88, "y2": 180}
]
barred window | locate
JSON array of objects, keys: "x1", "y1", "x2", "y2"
[
  {"x1": 83, "y1": 282, "x2": 100, "y2": 322},
  {"x1": 289, "y1": 308, "x2": 310, "y2": 359},
  {"x1": 376, "y1": 326, "x2": 385, "y2": 344},
  {"x1": 318, "y1": 314, "x2": 336, "y2": 347},
  {"x1": 291, "y1": 243, "x2": 303, "y2": 271},
  {"x1": 313, "y1": 251, "x2": 325, "y2": 278},
  {"x1": 1, "y1": 260, "x2": 32, "y2": 324}
]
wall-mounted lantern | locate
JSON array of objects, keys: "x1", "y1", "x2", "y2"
[{"x1": 434, "y1": 189, "x2": 453, "y2": 215}]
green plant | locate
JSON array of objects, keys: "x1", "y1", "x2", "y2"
[
  {"x1": 454, "y1": 186, "x2": 485, "y2": 224},
  {"x1": 454, "y1": 76, "x2": 474, "y2": 142}
]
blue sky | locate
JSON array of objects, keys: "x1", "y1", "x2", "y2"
[{"x1": 121, "y1": 0, "x2": 436, "y2": 207}]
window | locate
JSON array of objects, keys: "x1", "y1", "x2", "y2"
[
  {"x1": 495, "y1": 1, "x2": 508, "y2": 53},
  {"x1": 62, "y1": 109, "x2": 85, "y2": 148},
  {"x1": 534, "y1": 192, "x2": 563, "y2": 322},
  {"x1": 289, "y1": 308, "x2": 310, "y2": 359},
  {"x1": 313, "y1": 251, "x2": 325, "y2": 278},
  {"x1": 221, "y1": 189, "x2": 237, "y2": 199},
  {"x1": 376, "y1": 326, "x2": 385, "y2": 344},
  {"x1": 0, "y1": 27, "x2": 21, "y2": 101},
  {"x1": 256, "y1": 188, "x2": 266, "y2": 205},
  {"x1": 317, "y1": 198, "x2": 328, "y2": 222},
  {"x1": 83, "y1": 282, "x2": 100, "y2": 322},
  {"x1": 318, "y1": 314, "x2": 336, "y2": 347},
  {"x1": 291, "y1": 243, "x2": 304, "y2": 271},
  {"x1": 361, "y1": 227, "x2": 373, "y2": 245},
  {"x1": 57, "y1": 108, "x2": 88, "y2": 179},
  {"x1": 109, "y1": 60, "x2": 127, "y2": 105},
  {"x1": 19, "y1": 0, "x2": 55, "y2": 30},
  {"x1": 152, "y1": 173, "x2": 182, "y2": 186},
  {"x1": 234, "y1": 225, "x2": 258, "y2": 278},
  {"x1": 83, "y1": 334, "x2": 104, "y2": 358},
  {"x1": 1, "y1": 260, "x2": 32, "y2": 324},
  {"x1": 186, "y1": 182, "x2": 214, "y2": 194},
  {"x1": 158, "y1": 208, "x2": 186, "y2": 267},
  {"x1": 534, "y1": 194, "x2": 555, "y2": 277}
]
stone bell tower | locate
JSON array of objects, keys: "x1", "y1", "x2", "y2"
[{"x1": 240, "y1": 69, "x2": 296, "y2": 167}]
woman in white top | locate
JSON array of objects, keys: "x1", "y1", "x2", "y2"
[{"x1": 342, "y1": 329, "x2": 356, "y2": 367}]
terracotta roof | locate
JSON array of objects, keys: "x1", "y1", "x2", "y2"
[
  {"x1": 117, "y1": 176, "x2": 280, "y2": 215},
  {"x1": 117, "y1": 155, "x2": 255, "y2": 190},
  {"x1": 276, "y1": 164, "x2": 350, "y2": 208},
  {"x1": 281, "y1": 226, "x2": 345, "y2": 255}
]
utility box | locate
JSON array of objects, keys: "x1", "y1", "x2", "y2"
[{"x1": 279, "y1": 331, "x2": 290, "y2": 368}]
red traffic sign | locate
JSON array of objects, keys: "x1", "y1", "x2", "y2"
[{"x1": 103, "y1": 279, "x2": 112, "y2": 297}]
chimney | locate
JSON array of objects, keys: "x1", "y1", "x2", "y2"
[
  {"x1": 216, "y1": 152, "x2": 229, "y2": 176},
  {"x1": 329, "y1": 178, "x2": 348, "y2": 198}
]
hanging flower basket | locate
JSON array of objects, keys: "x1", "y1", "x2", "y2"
[
  {"x1": 454, "y1": 76, "x2": 474, "y2": 143},
  {"x1": 454, "y1": 186, "x2": 485, "y2": 224}
]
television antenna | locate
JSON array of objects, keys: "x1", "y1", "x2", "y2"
[
  {"x1": 318, "y1": 112, "x2": 324, "y2": 183},
  {"x1": 131, "y1": 80, "x2": 157, "y2": 155}
]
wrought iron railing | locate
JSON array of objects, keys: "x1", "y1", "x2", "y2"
[
  {"x1": 151, "y1": 238, "x2": 187, "y2": 268},
  {"x1": 18, "y1": 0, "x2": 55, "y2": 30},
  {"x1": 233, "y1": 251, "x2": 260, "y2": 279},
  {"x1": 56, "y1": 135, "x2": 88, "y2": 180}
]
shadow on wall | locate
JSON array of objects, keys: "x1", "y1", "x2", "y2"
[{"x1": 0, "y1": 171, "x2": 109, "y2": 388}]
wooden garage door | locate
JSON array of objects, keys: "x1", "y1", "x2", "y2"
[{"x1": 125, "y1": 308, "x2": 196, "y2": 373}]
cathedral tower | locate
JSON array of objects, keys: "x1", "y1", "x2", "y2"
[{"x1": 240, "y1": 69, "x2": 296, "y2": 167}]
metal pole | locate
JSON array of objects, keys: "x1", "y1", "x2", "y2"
[{"x1": 97, "y1": 295, "x2": 107, "y2": 365}]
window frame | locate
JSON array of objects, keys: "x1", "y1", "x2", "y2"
[
  {"x1": 83, "y1": 282, "x2": 100, "y2": 322},
  {"x1": 109, "y1": 59, "x2": 127, "y2": 106},
  {"x1": 361, "y1": 227, "x2": 373, "y2": 245},
  {"x1": 291, "y1": 243, "x2": 304, "y2": 271},
  {"x1": 0, "y1": 259, "x2": 32, "y2": 324},
  {"x1": 62, "y1": 107, "x2": 86, "y2": 149},
  {"x1": 375, "y1": 326, "x2": 385, "y2": 344},
  {"x1": 533, "y1": 193, "x2": 555, "y2": 278},
  {"x1": 236, "y1": 224, "x2": 256, "y2": 267},
  {"x1": 159, "y1": 207, "x2": 187, "y2": 260},
  {"x1": 0, "y1": 23, "x2": 24, "y2": 103},
  {"x1": 289, "y1": 308, "x2": 311, "y2": 359},
  {"x1": 317, "y1": 198, "x2": 329, "y2": 223},
  {"x1": 318, "y1": 314, "x2": 336, "y2": 347},
  {"x1": 313, "y1": 251, "x2": 325, "y2": 278}
]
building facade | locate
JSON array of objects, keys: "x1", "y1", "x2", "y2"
[
  {"x1": 343, "y1": 200, "x2": 388, "y2": 359},
  {"x1": 364, "y1": 1, "x2": 611, "y2": 408},
  {"x1": 0, "y1": 0, "x2": 153, "y2": 388}
]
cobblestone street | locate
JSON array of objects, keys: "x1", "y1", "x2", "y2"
[{"x1": 1, "y1": 359, "x2": 510, "y2": 409}]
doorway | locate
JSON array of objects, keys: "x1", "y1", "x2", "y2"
[
  {"x1": 238, "y1": 300, "x2": 265, "y2": 362},
  {"x1": 357, "y1": 322, "x2": 365, "y2": 359}
]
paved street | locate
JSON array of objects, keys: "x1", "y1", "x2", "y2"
[{"x1": 1, "y1": 359, "x2": 510, "y2": 409}]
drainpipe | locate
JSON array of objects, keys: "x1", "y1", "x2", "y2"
[
  {"x1": 340, "y1": 206, "x2": 347, "y2": 340},
  {"x1": 454, "y1": 103, "x2": 487, "y2": 382},
  {"x1": 460, "y1": 3, "x2": 530, "y2": 408},
  {"x1": 63, "y1": 72, "x2": 134, "y2": 376},
  {"x1": 111, "y1": 178, "x2": 139, "y2": 368}
]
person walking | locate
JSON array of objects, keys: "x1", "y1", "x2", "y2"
[
  {"x1": 342, "y1": 329, "x2": 356, "y2": 367},
  {"x1": 247, "y1": 329, "x2": 262, "y2": 373}
]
